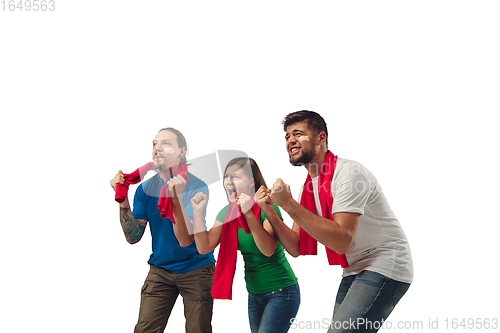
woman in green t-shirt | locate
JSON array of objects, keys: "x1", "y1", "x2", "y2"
[{"x1": 190, "y1": 157, "x2": 300, "y2": 333}]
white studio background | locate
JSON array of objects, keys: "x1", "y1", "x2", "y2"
[{"x1": 1, "y1": 1, "x2": 499, "y2": 332}]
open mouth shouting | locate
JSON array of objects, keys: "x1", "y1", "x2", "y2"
[
  {"x1": 227, "y1": 187, "x2": 237, "y2": 197},
  {"x1": 289, "y1": 145, "x2": 301, "y2": 156}
]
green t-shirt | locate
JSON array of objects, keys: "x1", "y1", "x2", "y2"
[{"x1": 216, "y1": 204, "x2": 298, "y2": 294}]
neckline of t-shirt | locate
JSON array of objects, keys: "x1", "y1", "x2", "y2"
[{"x1": 309, "y1": 157, "x2": 343, "y2": 182}]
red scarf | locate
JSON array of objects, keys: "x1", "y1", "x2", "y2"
[
  {"x1": 115, "y1": 162, "x2": 154, "y2": 203},
  {"x1": 299, "y1": 151, "x2": 349, "y2": 268},
  {"x1": 114, "y1": 162, "x2": 189, "y2": 224},
  {"x1": 211, "y1": 199, "x2": 260, "y2": 300},
  {"x1": 157, "y1": 163, "x2": 189, "y2": 222}
]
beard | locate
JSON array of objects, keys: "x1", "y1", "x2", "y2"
[
  {"x1": 289, "y1": 147, "x2": 315, "y2": 166},
  {"x1": 152, "y1": 162, "x2": 165, "y2": 171},
  {"x1": 152, "y1": 156, "x2": 171, "y2": 172}
]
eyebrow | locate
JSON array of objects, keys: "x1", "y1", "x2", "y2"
[
  {"x1": 285, "y1": 129, "x2": 304, "y2": 138},
  {"x1": 152, "y1": 140, "x2": 171, "y2": 144}
]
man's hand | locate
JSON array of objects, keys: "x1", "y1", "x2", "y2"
[
  {"x1": 110, "y1": 170, "x2": 125, "y2": 192},
  {"x1": 236, "y1": 193, "x2": 253, "y2": 214},
  {"x1": 270, "y1": 178, "x2": 294, "y2": 209},
  {"x1": 191, "y1": 192, "x2": 208, "y2": 212},
  {"x1": 255, "y1": 185, "x2": 273, "y2": 208},
  {"x1": 167, "y1": 167, "x2": 187, "y2": 198}
]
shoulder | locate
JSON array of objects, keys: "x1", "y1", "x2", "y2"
[
  {"x1": 139, "y1": 173, "x2": 162, "y2": 191},
  {"x1": 186, "y1": 172, "x2": 209, "y2": 193},
  {"x1": 137, "y1": 175, "x2": 155, "y2": 193},
  {"x1": 186, "y1": 172, "x2": 207, "y2": 187},
  {"x1": 216, "y1": 204, "x2": 231, "y2": 221},
  {"x1": 332, "y1": 158, "x2": 380, "y2": 197},
  {"x1": 334, "y1": 158, "x2": 373, "y2": 181}
]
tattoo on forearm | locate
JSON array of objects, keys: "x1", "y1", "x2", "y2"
[{"x1": 119, "y1": 206, "x2": 146, "y2": 243}]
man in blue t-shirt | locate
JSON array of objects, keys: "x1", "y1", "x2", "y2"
[{"x1": 110, "y1": 127, "x2": 215, "y2": 333}]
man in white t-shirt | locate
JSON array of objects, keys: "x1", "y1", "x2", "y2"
[{"x1": 263, "y1": 110, "x2": 413, "y2": 333}]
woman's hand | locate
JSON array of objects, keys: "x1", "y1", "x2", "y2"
[
  {"x1": 191, "y1": 192, "x2": 207, "y2": 212},
  {"x1": 255, "y1": 185, "x2": 273, "y2": 208},
  {"x1": 236, "y1": 193, "x2": 253, "y2": 214}
]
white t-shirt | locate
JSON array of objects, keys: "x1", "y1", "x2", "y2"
[{"x1": 298, "y1": 158, "x2": 413, "y2": 283}]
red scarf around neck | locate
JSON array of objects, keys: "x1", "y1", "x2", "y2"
[
  {"x1": 158, "y1": 163, "x2": 189, "y2": 221},
  {"x1": 115, "y1": 162, "x2": 154, "y2": 203},
  {"x1": 211, "y1": 198, "x2": 259, "y2": 300},
  {"x1": 299, "y1": 151, "x2": 349, "y2": 268}
]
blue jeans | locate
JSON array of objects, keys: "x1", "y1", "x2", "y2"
[
  {"x1": 248, "y1": 283, "x2": 301, "y2": 333},
  {"x1": 327, "y1": 270, "x2": 410, "y2": 333}
]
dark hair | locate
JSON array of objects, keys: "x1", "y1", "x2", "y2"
[
  {"x1": 224, "y1": 157, "x2": 267, "y2": 197},
  {"x1": 158, "y1": 127, "x2": 189, "y2": 165},
  {"x1": 282, "y1": 110, "x2": 328, "y2": 147}
]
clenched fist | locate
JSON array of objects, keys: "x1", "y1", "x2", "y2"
[
  {"x1": 236, "y1": 193, "x2": 253, "y2": 214},
  {"x1": 110, "y1": 170, "x2": 125, "y2": 192},
  {"x1": 191, "y1": 192, "x2": 208, "y2": 212},
  {"x1": 167, "y1": 167, "x2": 187, "y2": 197},
  {"x1": 255, "y1": 185, "x2": 273, "y2": 208},
  {"x1": 269, "y1": 178, "x2": 293, "y2": 209}
]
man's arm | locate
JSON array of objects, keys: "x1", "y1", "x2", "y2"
[
  {"x1": 171, "y1": 196, "x2": 195, "y2": 247},
  {"x1": 255, "y1": 186, "x2": 301, "y2": 257},
  {"x1": 119, "y1": 197, "x2": 148, "y2": 244},
  {"x1": 111, "y1": 171, "x2": 147, "y2": 244},
  {"x1": 270, "y1": 179, "x2": 359, "y2": 255},
  {"x1": 167, "y1": 174, "x2": 195, "y2": 247}
]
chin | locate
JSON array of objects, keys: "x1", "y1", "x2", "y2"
[
  {"x1": 153, "y1": 162, "x2": 165, "y2": 171},
  {"x1": 152, "y1": 162, "x2": 161, "y2": 171},
  {"x1": 289, "y1": 153, "x2": 311, "y2": 167},
  {"x1": 289, "y1": 156, "x2": 303, "y2": 166}
]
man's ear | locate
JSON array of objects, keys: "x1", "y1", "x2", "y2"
[
  {"x1": 180, "y1": 147, "x2": 187, "y2": 159},
  {"x1": 317, "y1": 131, "x2": 327, "y2": 146}
]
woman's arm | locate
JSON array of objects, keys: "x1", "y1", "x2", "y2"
[
  {"x1": 238, "y1": 187, "x2": 278, "y2": 257},
  {"x1": 240, "y1": 199, "x2": 278, "y2": 257},
  {"x1": 191, "y1": 192, "x2": 223, "y2": 254},
  {"x1": 255, "y1": 185, "x2": 300, "y2": 257}
]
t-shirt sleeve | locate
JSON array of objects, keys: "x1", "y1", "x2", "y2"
[
  {"x1": 132, "y1": 184, "x2": 148, "y2": 220},
  {"x1": 216, "y1": 205, "x2": 230, "y2": 222},
  {"x1": 331, "y1": 168, "x2": 371, "y2": 215}
]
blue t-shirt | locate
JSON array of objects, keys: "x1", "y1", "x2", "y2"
[{"x1": 132, "y1": 172, "x2": 215, "y2": 273}]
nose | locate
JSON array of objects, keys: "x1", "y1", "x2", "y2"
[
  {"x1": 153, "y1": 143, "x2": 163, "y2": 155},
  {"x1": 287, "y1": 135, "x2": 297, "y2": 147}
]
